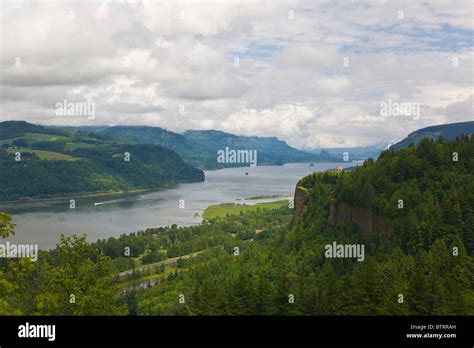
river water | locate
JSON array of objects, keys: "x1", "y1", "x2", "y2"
[{"x1": 0, "y1": 162, "x2": 354, "y2": 249}]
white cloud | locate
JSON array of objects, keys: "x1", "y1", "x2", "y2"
[
  {"x1": 316, "y1": 77, "x2": 351, "y2": 94},
  {"x1": 0, "y1": 0, "x2": 472, "y2": 148},
  {"x1": 444, "y1": 95, "x2": 474, "y2": 123}
]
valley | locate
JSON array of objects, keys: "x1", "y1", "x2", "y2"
[{"x1": 0, "y1": 121, "x2": 473, "y2": 316}]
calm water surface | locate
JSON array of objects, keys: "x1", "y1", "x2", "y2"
[{"x1": 0, "y1": 162, "x2": 354, "y2": 249}]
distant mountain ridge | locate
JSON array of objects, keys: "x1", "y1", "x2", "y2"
[
  {"x1": 96, "y1": 126, "x2": 340, "y2": 169},
  {"x1": 306, "y1": 144, "x2": 385, "y2": 161},
  {"x1": 390, "y1": 121, "x2": 474, "y2": 150}
]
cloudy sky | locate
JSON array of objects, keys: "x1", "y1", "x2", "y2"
[{"x1": 0, "y1": 0, "x2": 472, "y2": 148}]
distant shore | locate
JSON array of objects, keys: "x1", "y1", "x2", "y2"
[
  {"x1": 0, "y1": 161, "x2": 351, "y2": 205},
  {"x1": 0, "y1": 188, "x2": 154, "y2": 205}
]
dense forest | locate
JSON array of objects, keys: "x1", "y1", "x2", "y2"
[
  {"x1": 0, "y1": 136, "x2": 472, "y2": 315},
  {"x1": 0, "y1": 121, "x2": 204, "y2": 201}
]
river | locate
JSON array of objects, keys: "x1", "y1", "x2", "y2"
[{"x1": 0, "y1": 162, "x2": 355, "y2": 249}]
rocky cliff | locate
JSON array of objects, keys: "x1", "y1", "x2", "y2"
[
  {"x1": 327, "y1": 201, "x2": 386, "y2": 238},
  {"x1": 291, "y1": 185, "x2": 308, "y2": 225},
  {"x1": 292, "y1": 184, "x2": 387, "y2": 237}
]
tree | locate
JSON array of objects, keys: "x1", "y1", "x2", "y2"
[
  {"x1": 344, "y1": 258, "x2": 386, "y2": 315},
  {"x1": 12, "y1": 138, "x2": 28, "y2": 147},
  {"x1": 0, "y1": 269, "x2": 21, "y2": 315},
  {"x1": 0, "y1": 212, "x2": 15, "y2": 238},
  {"x1": 316, "y1": 261, "x2": 342, "y2": 314},
  {"x1": 407, "y1": 254, "x2": 431, "y2": 315},
  {"x1": 34, "y1": 235, "x2": 127, "y2": 315},
  {"x1": 0, "y1": 212, "x2": 20, "y2": 314}
]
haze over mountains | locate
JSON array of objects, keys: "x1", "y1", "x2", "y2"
[
  {"x1": 1, "y1": 120, "x2": 473, "y2": 201},
  {"x1": 53, "y1": 124, "x2": 342, "y2": 169},
  {"x1": 306, "y1": 144, "x2": 386, "y2": 161},
  {"x1": 57, "y1": 121, "x2": 474, "y2": 164},
  {"x1": 390, "y1": 121, "x2": 474, "y2": 150},
  {"x1": 99, "y1": 126, "x2": 339, "y2": 169},
  {"x1": 309, "y1": 121, "x2": 474, "y2": 160}
]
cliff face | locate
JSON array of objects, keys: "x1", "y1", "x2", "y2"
[
  {"x1": 292, "y1": 184, "x2": 386, "y2": 237},
  {"x1": 327, "y1": 201, "x2": 386, "y2": 238},
  {"x1": 291, "y1": 185, "x2": 308, "y2": 225}
]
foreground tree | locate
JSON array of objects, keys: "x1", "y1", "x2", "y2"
[
  {"x1": 0, "y1": 212, "x2": 20, "y2": 314},
  {"x1": 34, "y1": 235, "x2": 127, "y2": 315}
]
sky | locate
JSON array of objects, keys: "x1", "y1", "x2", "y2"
[{"x1": 0, "y1": 0, "x2": 473, "y2": 149}]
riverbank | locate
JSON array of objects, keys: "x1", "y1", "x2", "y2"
[
  {"x1": 0, "y1": 188, "x2": 153, "y2": 205},
  {"x1": 203, "y1": 200, "x2": 289, "y2": 220},
  {"x1": 2, "y1": 162, "x2": 354, "y2": 249},
  {"x1": 0, "y1": 161, "x2": 347, "y2": 204}
]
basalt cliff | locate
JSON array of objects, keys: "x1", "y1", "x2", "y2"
[{"x1": 292, "y1": 180, "x2": 386, "y2": 238}]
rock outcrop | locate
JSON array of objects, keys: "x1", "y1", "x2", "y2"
[
  {"x1": 327, "y1": 201, "x2": 386, "y2": 237},
  {"x1": 292, "y1": 184, "x2": 386, "y2": 238},
  {"x1": 291, "y1": 185, "x2": 308, "y2": 225}
]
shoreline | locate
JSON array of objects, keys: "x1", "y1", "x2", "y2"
[
  {"x1": 0, "y1": 161, "x2": 355, "y2": 205},
  {"x1": 0, "y1": 188, "x2": 157, "y2": 205},
  {"x1": 3, "y1": 162, "x2": 354, "y2": 250},
  {"x1": 202, "y1": 160, "x2": 350, "y2": 172}
]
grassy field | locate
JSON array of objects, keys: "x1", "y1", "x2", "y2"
[
  {"x1": 0, "y1": 131, "x2": 107, "y2": 151},
  {"x1": 64, "y1": 141, "x2": 97, "y2": 150},
  {"x1": 1, "y1": 132, "x2": 71, "y2": 144},
  {"x1": 244, "y1": 194, "x2": 289, "y2": 200},
  {"x1": 203, "y1": 200, "x2": 289, "y2": 220},
  {"x1": 6, "y1": 148, "x2": 79, "y2": 161}
]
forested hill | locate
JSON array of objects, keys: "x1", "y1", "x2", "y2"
[
  {"x1": 0, "y1": 121, "x2": 204, "y2": 201},
  {"x1": 0, "y1": 120, "x2": 67, "y2": 138},
  {"x1": 390, "y1": 121, "x2": 474, "y2": 150},
  {"x1": 124, "y1": 135, "x2": 473, "y2": 315},
  {"x1": 286, "y1": 135, "x2": 473, "y2": 313},
  {"x1": 97, "y1": 126, "x2": 337, "y2": 169},
  {"x1": 295, "y1": 135, "x2": 473, "y2": 250}
]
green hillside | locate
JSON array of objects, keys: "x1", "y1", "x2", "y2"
[
  {"x1": 0, "y1": 120, "x2": 67, "y2": 139},
  {"x1": 391, "y1": 121, "x2": 474, "y2": 150},
  {"x1": 0, "y1": 121, "x2": 204, "y2": 201}
]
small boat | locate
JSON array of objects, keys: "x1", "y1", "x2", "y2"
[
  {"x1": 309, "y1": 163, "x2": 314, "y2": 167},
  {"x1": 245, "y1": 172, "x2": 249, "y2": 175}
]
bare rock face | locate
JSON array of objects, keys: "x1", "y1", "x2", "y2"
[
  {"x1": 327, "y1": 199, "x2": 337, "y2": 229},
  {"x1": 291, "y1": 185, "x2": 308, "y2": 225},
  {"x1": 327, "y1": 201, "x2": 386, "y2": 238},
  {"x1": 292, "y1": 183, "x2": 386, "y2": 238}
]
